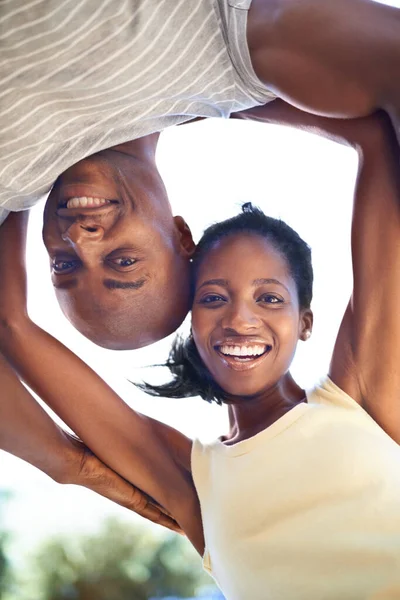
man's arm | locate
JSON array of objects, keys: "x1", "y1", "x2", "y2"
[
  {"x1": 0, "y1": 348, "x2": 182, "y2": 532},
  {"x1": 0, "y1": 212, "x2": 203, "y2": 552},
  {"x1": 0, "y1": 212, "x2": 188, "y2": 535}
]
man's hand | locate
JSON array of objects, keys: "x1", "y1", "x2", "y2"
[{"x1": 63, "y1": 432, "x2": 184, "y2": 535}]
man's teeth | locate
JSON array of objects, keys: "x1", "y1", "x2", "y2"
[
  {"x1": 66, "y1": 197, "x2": 111, "y2": 209},
  {"x1": 219, "y1": 345, "x2": 267, "y2": 357}
]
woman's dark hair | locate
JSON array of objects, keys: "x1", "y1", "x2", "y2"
[{"x1": 137, "y1": 203, "x2": 313, "y2": 404}]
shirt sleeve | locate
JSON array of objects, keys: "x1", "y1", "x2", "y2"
[
  {"x1": 0, "y1": 207, "x2": 10, "y2": 227},
  {"x1": 203, "y1": 548, "x2": 213, "y2": 574}
]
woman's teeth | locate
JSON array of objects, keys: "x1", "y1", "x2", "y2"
[
  {"x1": 66, "y1": 197, "x2": 111, "y2": 209},
  {"x1": 219, "y1": 345, "x2": 267, "y2": 358}
]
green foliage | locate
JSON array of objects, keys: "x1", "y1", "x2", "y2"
[
  {"x1": 0, "y1": 531, "x2": 11, "y2": 599},
  {"x1": 0, "y1": 490, "x2": 13, "y2": 599},
  {"x1": 21, "y1": 519, "x2": 214, "y2": 600}
]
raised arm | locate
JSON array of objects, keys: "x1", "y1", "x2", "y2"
[
  {"x1": 0, "y1": 213, "x2": 203, "y2": 551},
  {"x1": 236, "y1": 101, "x2": 400, "y2": 441},
  {"x1": 328, "y1": 114, "x2": 400, "y2": 442}
]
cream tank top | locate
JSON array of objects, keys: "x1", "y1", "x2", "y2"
[{"x1": 191, "y1": 377, "x2": 400, "y2": 600}]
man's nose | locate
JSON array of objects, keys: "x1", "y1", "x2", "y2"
[
  {"x1": 222, "y1": 301, "x2": 261, "y2": 333},
  {"x1": 62, "y1": 221, "x2": 105, "y2": 245}
]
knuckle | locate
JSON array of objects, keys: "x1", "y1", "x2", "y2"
[{"x1": 128, "y1": 488, "x2": 148, "y2": 512}]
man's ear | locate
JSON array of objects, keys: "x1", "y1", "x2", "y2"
[
  {"x1": 173, "y1": 216, "x2": 196, "y2": 257},
  {"x1": 299, "y1": 308, "x2": 314, "y2": 341}
]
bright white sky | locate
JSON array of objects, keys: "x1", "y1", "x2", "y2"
[{"x1": 3, "y1": 0, "x2": 400, "y2": 562}]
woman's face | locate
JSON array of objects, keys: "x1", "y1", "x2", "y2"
[{"x1": 191, "y1": 233, "x2": 312, "y2": 398}]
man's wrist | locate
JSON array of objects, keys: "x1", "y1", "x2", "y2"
[
  {"x1": 351, "y1": 111, "x2": 394, "y2": 151},
  {"x1": 47, "y1": 432, "x2": 85, "y2": 486},
  {"x1": 353, "y1": 115, "x2": 397, "y2": 162}
]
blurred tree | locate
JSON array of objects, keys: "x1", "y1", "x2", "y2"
[
  {"x1": 0, "y1": 531, "x2": 10, "y2": 599},
  {"x1": 0, "y1": 489, "x2": 13, "y2": 600},
  {"x1": 26, "y1": 518, "x2": 215, "y2": 600}
]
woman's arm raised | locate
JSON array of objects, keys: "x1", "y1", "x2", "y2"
[
  {"x1": 328, "y1": 114, "x2": 400, "y2": 442},
  {"x1": 235, "y1": 102, "x2": 400, "y2": 440},
  {"x1": 0, "y1": 213, "x2": 204, "y2": 552}
]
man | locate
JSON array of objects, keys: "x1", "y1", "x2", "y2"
[{"x1": 1, "y1": 0, "x2": 400, "y2": 351}]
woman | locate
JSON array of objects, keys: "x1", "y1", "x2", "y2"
[{"x1": 1, "y1": 106, "x2": 400, "y2": 599}]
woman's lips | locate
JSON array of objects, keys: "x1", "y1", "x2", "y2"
[{"x1": 214, "y1": 344, "x2": 272, "y2": 372}]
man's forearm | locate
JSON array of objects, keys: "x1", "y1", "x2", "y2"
[
  {"x1": 0, "y1": 351, "x2": 78, "y2": 481},
  {"x1": 233, "y1": 99, "x2": 386, "y2": 150},
  {"x1": 0, "y1": 212, "x2": 29, "y2": 324}
]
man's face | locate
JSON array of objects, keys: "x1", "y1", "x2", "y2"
[{"x1": 42, "y1": 148, "x2": 194, "y2": 349}]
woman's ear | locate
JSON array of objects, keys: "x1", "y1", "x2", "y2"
[
  {"x1": 299, "y1": 308, "x2": 314, "y2": 341},
  {"x1": 173, "y1": 216, "x2": 196, "y2": 257}
]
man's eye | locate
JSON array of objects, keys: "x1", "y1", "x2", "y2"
[
  {"x1": 110, "y1": 257, "x2": 136, "y2": 267},
  {"x1": 108, "y1": 257, "x2": 136, "y2": 268},
  {"x1": 52, "y1": 259, "x2": 79, "y2": 274}
]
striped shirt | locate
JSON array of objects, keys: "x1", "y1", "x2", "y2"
[{"x1": 0, "y1": 0, "x2": 275, "y2": 226}]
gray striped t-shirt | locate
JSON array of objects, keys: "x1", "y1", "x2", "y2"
[{"x1": 0, "y1": 0, "x2": 275, "y2": 226}]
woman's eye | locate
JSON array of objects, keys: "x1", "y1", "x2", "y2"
[
  {"x1": 52, "y1": 259, "x2": 79, "y2": 274},
  {"x1": 259, "y1": 294, "x2": 283, "y2": 304},
  {"x1": 199, "y1": 294, "x2": 226, "y2": 304}
]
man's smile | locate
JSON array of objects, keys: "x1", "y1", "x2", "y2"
[{"x1": 65, "y1": 197, "x2": 114, "y2": 209}]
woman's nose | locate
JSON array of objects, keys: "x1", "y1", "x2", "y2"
[
  {"x1": 62, "y1": 221, "x2": 105, "y2": 246},
  {"x1": 221, "y1": 301, "x2": 261, "y2": 333}
]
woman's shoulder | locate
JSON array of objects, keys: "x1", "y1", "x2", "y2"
[
  {"x1": 306, "y1": 376, "x2": 363, "y2": 410},
  {"x1": 306, "y1": 376, "x2": 399, "y2": 442}
]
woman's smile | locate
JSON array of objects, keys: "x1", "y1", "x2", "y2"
[{"x1": 214, "y1": 338, "x2": 273, "y2": 371}]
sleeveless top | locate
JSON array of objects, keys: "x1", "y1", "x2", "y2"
[{"x1": 192, "y1": 377, "x2": 400, "y2": 600}]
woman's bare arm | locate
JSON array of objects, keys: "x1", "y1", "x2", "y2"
[
  {"x1": 328, "y1": 115, "x2": 400, "y2": 442},
  {"x1": 235, "y1": 101, "x2": 400, "y2": 441},
  {"x1": 0, "y1": 213, "x2": 204, "y2": 552}
]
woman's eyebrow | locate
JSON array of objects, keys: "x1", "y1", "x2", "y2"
[
  {"x1": 253, "y1": 278, "x2": 287, "y2": 288},
  {"x1": 198, "y1": 278, "x2": 229, "y2": 289},
  {"x1": 198, "y1": 278, "x2": 289, "y2": 291}
]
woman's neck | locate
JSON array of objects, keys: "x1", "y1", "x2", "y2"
[{"x1": 224, "y1": 372, "x2": 306, "y2": 445}]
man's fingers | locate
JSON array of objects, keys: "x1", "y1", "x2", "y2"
[
  {"x1": 127, "y1": 487, "x2": 184, "y2": 534},
  {"x1": 74, "y1": 445, "x2": 184, "y2": 534},
  {"x1": 140, "y1": 503, "x2": 184, "y2": 535}
]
